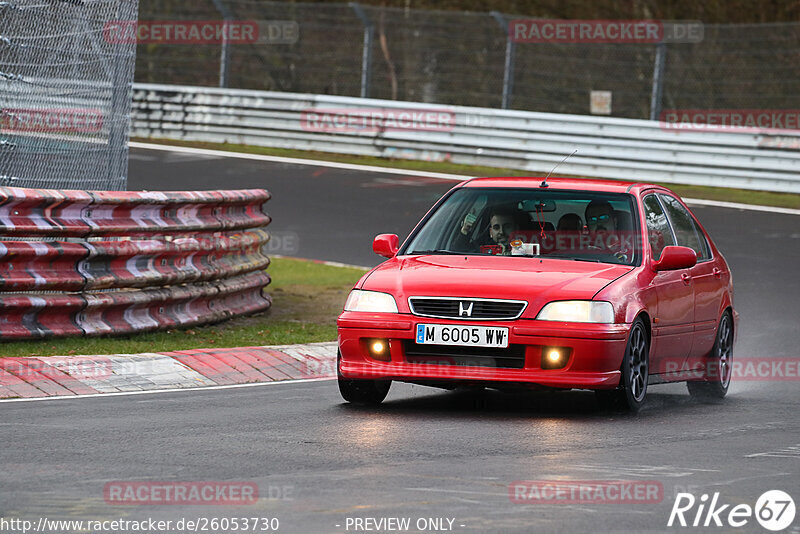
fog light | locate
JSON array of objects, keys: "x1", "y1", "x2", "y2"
[
  {"x1": 541, "y1": 347, "x2": 570, "y2": 370},
  {"x1": 366, "y1": 338, "x2": 391, "y2": 362}
]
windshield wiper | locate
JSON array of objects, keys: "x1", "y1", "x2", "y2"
[
  {"x1": 409, "y1": 249, "x2": 473, "y2": 255},
  {"x1": 544, "y1": 254, "x2": 603, "y2": 263}
]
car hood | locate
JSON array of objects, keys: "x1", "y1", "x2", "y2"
[{"x1": 361, "y1": 255, "x2": 633, "y2": 318}]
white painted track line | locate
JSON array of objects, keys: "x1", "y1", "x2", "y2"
[
  {"x1": 681, "y1": 197, "x2": 800, "y2": 215},
  {"x1": 0, "y1": 377, "x2": 336, "y2": 404},
  {"x1": 130, "y1": 142, "x2": 469, "y2": 181},
  {"x1": 269, "y1": 254, "x2": 370, "y2": 271},
  {"x1": 130, "y1": 141, "x2": 800, "y2": 216}
]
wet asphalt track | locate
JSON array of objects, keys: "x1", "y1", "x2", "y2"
[{"x1": 0, "y1": 146, "x2": 798, "y2": 534}]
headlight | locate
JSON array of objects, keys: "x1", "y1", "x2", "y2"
[
  {"x1": 344, "y1": 290, "x2": 399, "y2": 313},
  {"x1": 536, "y1": 301, "x2": 614, "y2": 323}
]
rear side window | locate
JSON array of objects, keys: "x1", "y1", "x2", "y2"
[
  {"x1": 659, "y1": 194, "x2": 711, "y2": 261},
  {"x1": 642, "y1": 194, "x2": 675, "y2": 261}
]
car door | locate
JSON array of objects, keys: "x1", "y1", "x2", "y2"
[
  {"x1": 642, "y1": 194, "x2": 694, "y2": 376},
  {"x1": 658, "y1": 194, "x2": 722, "y2": 361}
]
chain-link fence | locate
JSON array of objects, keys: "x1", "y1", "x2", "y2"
[
  {"x1": 135, "y1": 2, "x2": 800, "y2": 120},
  {"x1": 0, "y1": 0, "x2": 139, "y2": 191}
]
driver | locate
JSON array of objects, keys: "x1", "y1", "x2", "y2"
[
  {"x1": 584, "y1": 199, "x2": 631, "y2": 261},
  {"x1": 585, "y1": 200, "x2": 616, "y2": 235},
  {"x1": 456, "y1": 207, "x2": 520, "y2": 255}
]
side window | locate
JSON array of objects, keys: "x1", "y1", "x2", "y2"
[
  {"x1": 642, "y1": 195, "x2": 675, "y2": 260},
  {"x1": 659, "y1": 194, "x2": 711, "y2": 261}
]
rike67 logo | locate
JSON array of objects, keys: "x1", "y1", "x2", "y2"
[{"x1": 668, "y1": 490, "x2": 796, "y2": 531}]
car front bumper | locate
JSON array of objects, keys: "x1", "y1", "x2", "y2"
[{"x1": 337, "y1": 312, "x2": 630, "y2": 390}]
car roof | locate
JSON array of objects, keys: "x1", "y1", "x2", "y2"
[{"x1": 461, "y1": 177, "x2": 673, "y2": 196}]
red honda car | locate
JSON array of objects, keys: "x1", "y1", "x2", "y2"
[{"x1": 337, "y1": 177, "x2": 737, "y2": 411}]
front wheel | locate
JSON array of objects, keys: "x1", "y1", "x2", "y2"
[
  {"x1": 337, "y1": 351, "x2": 391, "y2": 405},
  {"x1": 687, "y1": 312, "x2": 732, "y2": 401},
  {"x1": 596, "y1": 319, "x2": 649, "y2": 412}
]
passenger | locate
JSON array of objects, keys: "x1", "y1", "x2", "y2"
[{"x1": 457, "y1": 208, "x2": 520, "y2": 255}]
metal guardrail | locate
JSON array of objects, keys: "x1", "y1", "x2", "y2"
[
  {"x1": 131, "y1": 83, "x2": 800, "y2": 194},
  {"x1": 0, "y1": 187, "x2": 272, "y2": 339}
]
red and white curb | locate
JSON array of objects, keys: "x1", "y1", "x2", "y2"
[{"x1": 0, "y1": 342, "x2": 338, "y2": 399}]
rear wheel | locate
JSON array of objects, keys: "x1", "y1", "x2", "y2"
[
  {"x1": 596, "y1": 319, "x2": 649, "y2": 412},
  {"x1": 337, "y1": 351, "x2": 391, "y2": 405},
  {"x1": 687, "y1": 312, "x2": 732, "y2": 401}
]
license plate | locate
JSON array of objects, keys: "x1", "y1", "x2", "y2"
[{"x1": 415, "y1": 324, "x2": 509, "y2": 348}]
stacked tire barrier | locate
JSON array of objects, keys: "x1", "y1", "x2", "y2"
[{"x1": 0, "y1": 187, "x2": 272, "y2": 339}]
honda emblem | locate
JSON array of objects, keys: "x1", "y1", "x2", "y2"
[{"x1": 459, "y1": 301, "x2": 474, "y2": 317}]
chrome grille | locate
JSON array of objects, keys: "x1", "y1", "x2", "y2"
[{"x1": 408, "y1": 297, "x2": 527, "y2": 320}]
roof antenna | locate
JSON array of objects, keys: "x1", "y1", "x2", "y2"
[{"x1": 541, "y1": 149, "x2": 577, "y2": 188}]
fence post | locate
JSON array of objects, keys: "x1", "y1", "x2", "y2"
[
  {"x1": 491, "y1": 12, "x2": 516, "y2": 110},
  {"x1": 211, "y1": 0, "x2": 232, "y2": 88},
  {"x1": 649, "y1": 43, "x2": 667, "y2": 121},
  {"x1": 350, "y1": 3, "x2": 373, "y2": 99},
  {"x1": 107, "y1": 0, "x2": 138, "y2": 191}
]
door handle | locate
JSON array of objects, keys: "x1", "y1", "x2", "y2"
[
  {"x1": 681, "y1": 273, "x2": 692, "y2": 284},
  {"x1": 712, "y1": 267, "x2": 722, "y2": 278}
]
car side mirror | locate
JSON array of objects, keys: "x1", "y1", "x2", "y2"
[
  {"x1": 653, "y1": 245, "x2": 697, "y2": 271},
  {"x1": 373, "y1": 234, "x2": 399, "y2": 259}
]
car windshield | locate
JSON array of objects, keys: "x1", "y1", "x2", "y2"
[{"x1": 403, "y1": 187, "x2": 641, "y2": 266}]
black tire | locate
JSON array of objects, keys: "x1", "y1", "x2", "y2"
[
  {"x1": 337, "y1": 351, "x2": 391, "y2": 405},
  {"x1": 687, "y1": 312, "x2": 733, "y2": 401},
  {"x1": 595, "y1": 319, "x2": 649, "y2": 412}
]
